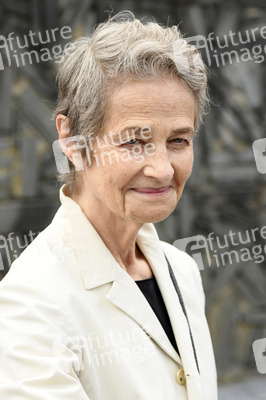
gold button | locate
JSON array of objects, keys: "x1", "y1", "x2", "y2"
[{"x1": 176, "y1": 369, "x2": 186, "y2": 385}]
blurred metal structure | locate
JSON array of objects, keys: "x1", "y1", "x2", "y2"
[{"x1": 0, "y1": 0, "x2": 265, "y2": 382}]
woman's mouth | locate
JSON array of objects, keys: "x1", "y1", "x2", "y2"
[{"x1": 131, "y1": 187, "x2": 171, "y2": 196}]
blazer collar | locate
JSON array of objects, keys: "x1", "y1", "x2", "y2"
[{"x1": 59, "y1": 185, "x2": 120, "y2": 289}]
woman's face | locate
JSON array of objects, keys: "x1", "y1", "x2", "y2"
[{"x1": 76, "y1": 77, "x2": 196, "y2": 224}]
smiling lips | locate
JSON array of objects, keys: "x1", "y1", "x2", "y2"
[{"x1": 132, "y1": 187, "x2": 171, "y2": 195}]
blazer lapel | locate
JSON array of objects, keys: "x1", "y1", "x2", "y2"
[{"x1": 106, "y1": 267, "x2": 182, "y2": 365}]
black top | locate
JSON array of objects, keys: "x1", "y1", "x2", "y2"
[{"x1": 135, "y1": 275, "x2": 179, "y2": 354}]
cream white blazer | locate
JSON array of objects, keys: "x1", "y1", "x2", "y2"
[{"x1": 0, "y1": 186, "x2": 217, "y2": 400}]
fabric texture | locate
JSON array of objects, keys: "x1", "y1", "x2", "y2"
[{"x1": 0, "y1": 185, "x2": 218, "y2": 400}]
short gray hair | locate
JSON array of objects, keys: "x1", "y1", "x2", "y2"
[{"x1": 54, "y1": 11, "x2": 209, "y2": 191}]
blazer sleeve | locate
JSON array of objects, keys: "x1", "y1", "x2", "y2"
[{"x1": 0, "y1": 278, "x2": 90, "y2": 400}]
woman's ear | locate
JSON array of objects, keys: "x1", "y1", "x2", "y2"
[
  {"x1": 55, "y1": 114, "x2": 86, "y2": 171},
  {"x1": 56, "y1": 114, "x2": 70, "y2": 137},
  {"x1": 56, "y1": 114, "x2": 74, "y2": 163}
]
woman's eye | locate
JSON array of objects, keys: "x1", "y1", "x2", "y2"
[
  {"x1": 126, "y1": 138, "x2": 139, "y2": 145},
  {"x1": 172, "y1": 138, "x2": 187, "y2": 144}
]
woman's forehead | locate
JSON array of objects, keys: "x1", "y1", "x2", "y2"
[{"x1": 106, "y1": 78, "x2": 196, "y2": 123}]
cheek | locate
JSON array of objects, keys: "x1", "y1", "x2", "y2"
[
  {"x1": 186, "y1": 153, "x2": 194, "y2": 177},
  {"x1": 174, "y1": 151, "x2": 194, "y2": 183},
  {"x1": 101, "y1": 163, "x2": 134, "y2": 198}
]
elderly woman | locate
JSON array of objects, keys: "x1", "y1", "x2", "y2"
[{"x1": 0, "y1": 12, "x2": 217, "y2": 400}]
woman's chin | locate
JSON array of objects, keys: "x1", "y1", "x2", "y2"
[{"x1": 130, "y1": 205, "x2": 177, "y2": 224}]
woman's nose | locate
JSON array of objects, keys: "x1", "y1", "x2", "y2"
[{"x1": 142, "y1": 145, "x2": 174, "y2": 182}]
